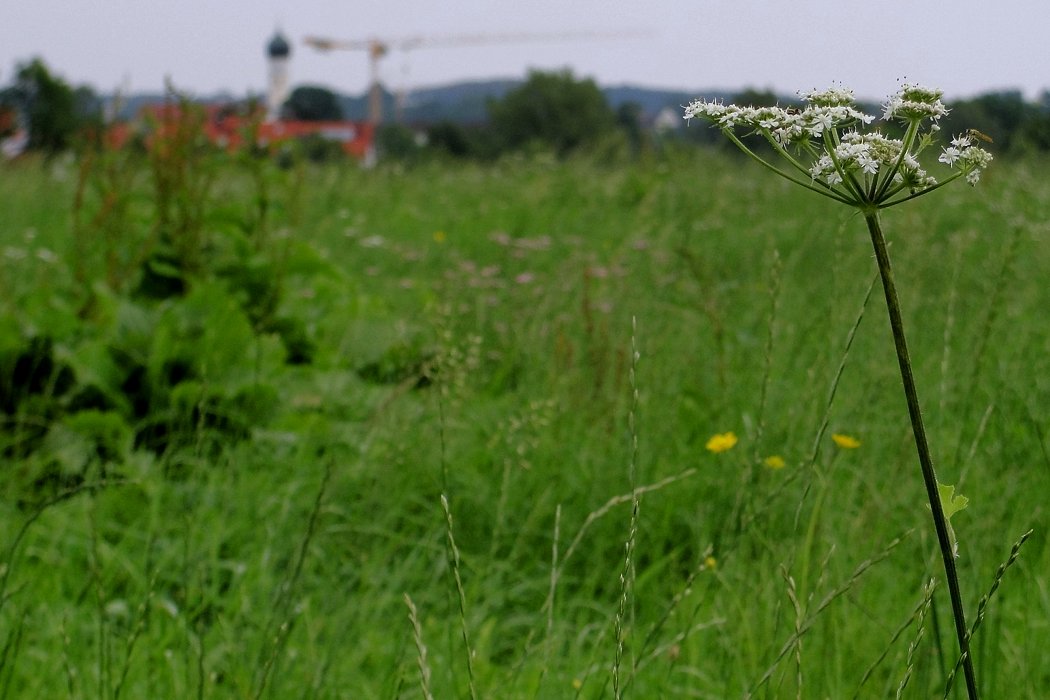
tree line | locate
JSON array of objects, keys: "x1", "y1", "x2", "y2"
[
  {"x1": 4, "y1": 57, "x2": 1050, "y2": 161},
  {"x1": 0, "y1": 58, "x2": 104, "y2": 154}
]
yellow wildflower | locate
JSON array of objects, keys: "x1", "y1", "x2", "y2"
[
  {"x1": 433, "y1": 230, "x2": 447, "y2": 243},
  {"x1": 704, "y1": 555, "x2": 718, "y2": 570},
  {"x1": 763, "y1": 455, "x2": 786, "y2": 469},
  {"x1": 832, "y1": 433, "x2": 861, "y2": 449},
  {"x1": 706, "y1": 431, "x2": 738, "y2": 453}
]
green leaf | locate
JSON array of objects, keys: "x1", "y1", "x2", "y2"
[
  {"x1": 938, "y1": 482, "x2": 970, "y2": 520},
  {"x1": 936, "y1": 482, "x2": 969, "y2": 558}
]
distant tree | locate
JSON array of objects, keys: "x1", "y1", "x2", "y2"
[
  {"x1": 1039, "y1": 90, "x2": 1050, "y2": 113},
  {"x1": 282, "y1": 86, "x2": 344, "y2": 122},
  {"x1": 1017, "y1": 112, "x2": 1050, "y2": 151},
  {"x1": 72, "y1": 84, "x2": 106, "y2": 145},
  {"x1": 487, "y1": 69, "x2": 616, "y2": 156},
  {"x1": 616, "y1": 101, "x2": 646, "y2": 155},
  {"x1": 1017, "y1": 93, "x2": 1050, "y2": 151},
  {"x1": 4, "y1": 58, "x2": 83, "y2": 153},
  {"x1": 426, "y1": 120, "x2": 472, "y2": 157},
  {"x1": 375, "y1": 124, "x2": 421, "y2": 161}
]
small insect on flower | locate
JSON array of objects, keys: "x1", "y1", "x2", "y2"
[
  {"x1": 706, "y1": 432, "x2": 738, "y2": 453},
  {"x1": 966, "y1": 128, "x2": 994, "y2": 144},
  {"x1": 831, "y1": 433, "x2": 861, "y2": 449}
]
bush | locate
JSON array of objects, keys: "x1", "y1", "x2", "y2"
[{"x1": 487, "y1": 69, "x2": 616, "y2": 156}]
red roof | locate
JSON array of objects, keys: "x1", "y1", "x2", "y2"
[{"x1": 107, "y1": 103, "x2": 373, "y2": 159}]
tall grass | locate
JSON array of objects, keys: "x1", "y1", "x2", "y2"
[{"x1": 0, "y1": 148, "x2": 1047, "y2": 697}]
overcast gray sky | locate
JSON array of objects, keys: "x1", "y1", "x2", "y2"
[{"x1": 2, "y1": 1, "x2": 1047, "y2": 103}]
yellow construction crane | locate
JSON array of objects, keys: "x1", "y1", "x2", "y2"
[{"x1": 304, "y1": 31, "x2": 647, "y2": 128}]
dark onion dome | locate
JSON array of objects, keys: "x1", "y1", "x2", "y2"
[{"x1": 267, "y1": 32, "x2": 291, "y2": 58}]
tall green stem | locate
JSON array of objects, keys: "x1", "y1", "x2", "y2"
[{"x1": 864, "y1": 212, "x2": 979, "y2": 700}]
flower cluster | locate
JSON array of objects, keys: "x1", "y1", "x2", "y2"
[
  {"x1": 939, "y1": 133, "x2": 995, "y2": 184},
  {"x1": 683, "y1": 94, "x2": 873, "y2": 150},
  {"x1": 684, "y1": 83, "x2": 993, "y2": 209},
  {"x1": 882, "y1": 85, "x2": 949, "y2": 122},
  {"x1": 808, "y1": 131, "x2": 936, "y2": 190}
]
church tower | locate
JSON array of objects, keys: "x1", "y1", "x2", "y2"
[{"x1": 266, "y1": 31, "x2": 291, "y2": 121}]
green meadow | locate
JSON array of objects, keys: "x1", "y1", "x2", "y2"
[{"x1": 1, "y1": 147, "x2": 1048, "y2": 698}]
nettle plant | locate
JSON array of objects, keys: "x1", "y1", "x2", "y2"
[{"x1": 686, "y1": 85, "x2": 1025, "y2": 700}]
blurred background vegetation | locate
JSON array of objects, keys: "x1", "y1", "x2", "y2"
[{"x1": 4, "y1": 57, "x2": 1050, "y2": 163}]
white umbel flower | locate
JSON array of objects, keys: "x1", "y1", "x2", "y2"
[{"x1": 683, "y1": 83, "x2": 991, "y2": 207}]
